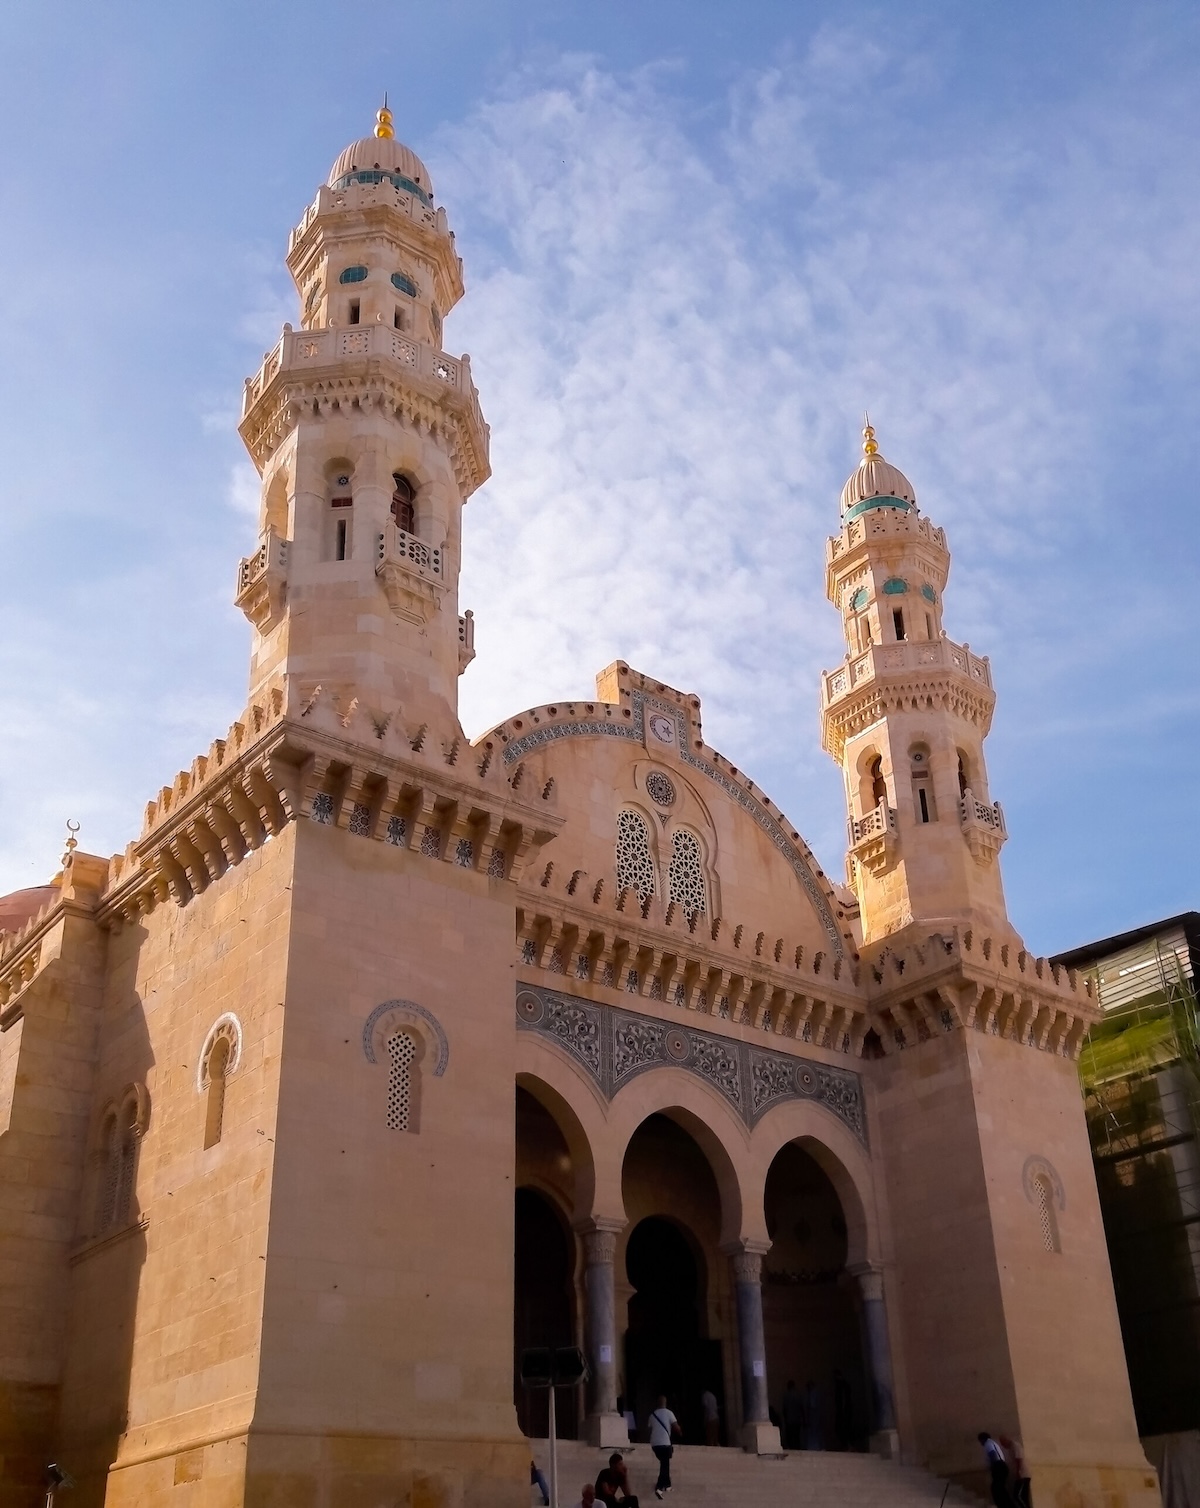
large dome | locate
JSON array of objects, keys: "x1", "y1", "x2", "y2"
[
  {"x1": 327, "y1": 105, "x2": 433, "y2": 203},
  {"x1": 840, "y1": 424, "x2": 917, "y2": 517}
]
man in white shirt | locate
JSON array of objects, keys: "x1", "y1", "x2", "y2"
[
  {"x1": 978, "y1": 1432, "x2": 1015, "y2": 1508},
  {"x1": 649, "y1": 1396, "x2": 680, "y2": 1499}
]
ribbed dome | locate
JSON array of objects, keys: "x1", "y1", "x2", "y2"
[
  {"x1": 839, "y1": 424, "x2": 916, "y2": 516},
  {"x1": 327, "y1": 108, "x2": 432, "y2": 201}
]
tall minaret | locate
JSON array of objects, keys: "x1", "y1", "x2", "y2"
[
  {"x1": 820, "y1": 423, "x2": 1011, "y2": 944},
  {"x1": 235, "y1": 103, "x2": 488, "y2": 738}
]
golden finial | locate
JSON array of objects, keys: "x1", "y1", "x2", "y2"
[
  {"x1": 62, "y1": 819, "x2": 79, "y2": 868},
  {"x1": 374, "y1": 95, "x2": 394, "y2": 140},
  {"x1": 862, "y1": 413, "x2": 878, "y2": 457}
]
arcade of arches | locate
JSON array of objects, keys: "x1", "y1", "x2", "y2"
[{"x1": 513, "y1": 1079, "x2": 896, "y2": 1451}]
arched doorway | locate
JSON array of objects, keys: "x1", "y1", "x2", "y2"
[
  {"x1": 762, "y1": 1140, "x2": 867, "y2": 1451},
  {"x1": 514, "y1": 1087, "x2": 581, "y2": 1438},
  {"x1": 621, "y1": 1114, "x2": 728, "y2": 1444}
]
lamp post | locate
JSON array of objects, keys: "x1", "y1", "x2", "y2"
[{"x1": 520, "y1": 1346, "x2": 589, "y2": 1508}]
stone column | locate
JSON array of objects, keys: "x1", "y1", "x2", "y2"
[
  {"x1": 582, "y1": 1223, "x2": 628, "y2": 1448},
  {"x1": 728, "y1": 1245, "x2": 781, "y2": 1454},
  {"x1": 851, "y1": 1263, "x2": 899, "y2": 1458}
]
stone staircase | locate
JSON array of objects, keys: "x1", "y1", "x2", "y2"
[{"x1": 531, "y1": 1440, "x2": 980, "y2": 1508}]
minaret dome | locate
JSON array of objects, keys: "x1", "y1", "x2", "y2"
[
  {"x1": 327, "y1": 107, "x2": 433, "y2": 202},
  {"x1": 840, "y1": 422, "x2": 917, "y2": 519}
]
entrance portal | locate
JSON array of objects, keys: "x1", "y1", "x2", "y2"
[
  {"x1": 621, "y1": 1114, "x2": 727, "y2": 1444},
  {"x1": 762, "y1": 1140, "x2": 866, "y2": 1450}
]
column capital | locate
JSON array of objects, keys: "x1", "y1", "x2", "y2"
[
  {"x1": 848, "y1": 1261, "x2": 885, "y2": 1302},
  {"x1": 729, "y1": 1250, "x2": 763, "y2": 1286}
]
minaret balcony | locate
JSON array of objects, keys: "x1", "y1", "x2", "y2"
[
  {"x1": 235, "y1": 528, "x2": 289, "y2": 633},
  {"x1": 457, "y1": 609, "x2": 476, "y2": 673},
  {"x1": 239, "y1": 325, "x2": 490, "y2": 488},
  {"x1": 822, "y1": 636, "x2": 992, "y2": 708},
  {"x1": 376, "y1": 523, "x2": 446, "y2": 626},
  {"x1": 848, "y1": 800, "x2": 898, "y2": 877},
  {"x1": 959, "y1": 789, "x2": 1007, "y2": 866}
]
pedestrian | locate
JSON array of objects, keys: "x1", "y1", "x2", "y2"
[
  {"x1": 781, "y1": 1379, "x2": 804, "y2": 1451},
  {"x1": 833, "y1": 1368, "x2": 854, "y2": 1450},
  {"x1": 530, "y1": 1459, "x2": 550, "y2": 1507},
  {"x1": 595, "y1": 1454, "x2": 638, "y2": 1506},
  {"x1": 701, "y1": 1386, "x2": 720, "y2": 1446},
  {"x1": 999, "y1": 1435, "x2": 1030, "y2": 1508},
  {"x1": 573, "y1": 1488, "x2": 595, "y2": 1508},
  {"x1": 648, "y1": 1394, "x2": 681, "y2": 1498},
  {"x1": 979, "y1": 1432, "x2": 1015, "y2": 1508}
]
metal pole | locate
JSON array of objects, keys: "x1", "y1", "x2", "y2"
[{"x1": 548, "y1": 1384, "x2": 559, "y2": 1508}]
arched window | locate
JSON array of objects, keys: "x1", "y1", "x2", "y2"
[
  {"x1": 870, "y1": 757, "x2": 888, "y2": 808},
  {"x1": 386, "y1": 1031, "x2": 418, "y2": 1132},
  {"x1": 958, "y1": 752, "x2": 970, "y2": 798},
  {"x1": 615, "y1": 809, "x2": 656, "y2": 901},
  {"x1": 391, "y1": 473, "x2": 416, "y2": 534},
  {"x1": 1034, "y1": 1175, "x2": 1061, "y2": 1253},
  {"x1": 668, "y1": 828, "x2": 707, "y2": 916},
  {"x1": 204, "y1": 1036, "x2": 231, "y2": 1149},
  {"x1": 97, "y1": 1112, "x2": 120, "y2": 1233},
  {"x1": 114, "y1": 1102, "x2": 138, "y2": 1226}
]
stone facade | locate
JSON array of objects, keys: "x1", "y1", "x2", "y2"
[{"x1": 0, "y1": 111, "x2": 1159, "y2": 1508}]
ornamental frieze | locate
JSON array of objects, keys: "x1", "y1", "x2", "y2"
[{"x1": 516, "y1": 983, "x2": 866, "y2": 1144}]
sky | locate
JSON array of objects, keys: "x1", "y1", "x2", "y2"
[{"x1": 0, "y1": 1, "x2": 1197, "y2": 956}]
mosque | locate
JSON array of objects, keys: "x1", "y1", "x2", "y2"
[{"x1": 0, "y1": 108, "x2": 1161, "y2": 1508}]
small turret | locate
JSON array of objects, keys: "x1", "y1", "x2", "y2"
[{"x1": 821, "y1": 424, "x2": 1011, "y2": 944}]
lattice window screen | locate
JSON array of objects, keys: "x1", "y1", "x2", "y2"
[
  {"x1": 668, "y1": 828, "x2": 707, "y2": 915},
  {"x1": 1035, "y1": 1177, "x2": 1060, "y2": 1252},
  {"x1": 386, "y1": 1032, "x2": 418, "y2": 1132},
  {"x1": 615, "y1": 809, "x2": 656, "y2": 900}
]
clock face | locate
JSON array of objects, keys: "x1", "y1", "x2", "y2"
[{"x1": 648, "y1": 713, "x2": 675, "y2": 745}]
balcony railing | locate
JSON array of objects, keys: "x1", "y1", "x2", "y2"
[
  {"x1": 849, "y1": 800, "x2": 896, "y2": 845},
  {"x1": 823, "y1": 635, "x2": 991, "y2": 706},
  {"x1": 960, "y1": 790, "x2": 1005, "y2": 832},
  {"x1": 234, "y1": 528, "x2": 289, "y2": 632},
  {"x1": 827, "y1": 509, "x2": 946, "y2": 561},
  {"x1": 242, "y1": 324, "x2": 481, "y2": 423},
  {"x1": 377, "y1": 524, "x2": 442, "y2": 580}
]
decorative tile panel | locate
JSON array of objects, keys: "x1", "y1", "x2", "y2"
[{"x1": 515, "y1": 984, "x2": 866, "y2": 1144}]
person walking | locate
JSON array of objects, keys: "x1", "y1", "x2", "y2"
[
  {"x1": 700, "y1": 1387, "x2": 720, "y2": 1447},
  {"x1": 648, "y1": 1395, "x2": 680, "y2": 1499},
  {"x1": 803, "y1": 1379, "x2": 825, "y2": 1450},
  {"x1": 979, "y1": 1432, "x2": 1016, "y2": 1508}
]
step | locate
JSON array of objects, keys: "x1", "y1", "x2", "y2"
[{"x1": 531, "y1": 1440, "x2": 980, "y2": 1508}]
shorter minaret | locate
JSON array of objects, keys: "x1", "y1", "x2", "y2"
[{"x1": 821, "y1": 423, "x2": 1011, "y2": 944}]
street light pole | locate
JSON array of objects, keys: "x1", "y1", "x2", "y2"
[{"x1": 548, "y1": 1381, "x2": 558, "y2": 1508}]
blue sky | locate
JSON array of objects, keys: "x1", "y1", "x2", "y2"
[{"x1": 1, "y1": 1, "x2": 1197, "y2": 955}]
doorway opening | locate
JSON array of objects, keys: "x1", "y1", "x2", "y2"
[
  {"x1": 621, "y1": 1114, "x2": 727, "y2": 1443},
  {"x1": 763, "y1": 1141, "x2": 867, "y2": 1451}
]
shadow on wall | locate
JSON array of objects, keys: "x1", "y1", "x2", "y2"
[{"x1": 54, "y1": 980, "x2": 154, "y2": 1508}]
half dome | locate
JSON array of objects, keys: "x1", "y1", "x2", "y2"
[{"x1": 840, "y1": 424, "x2": 916, "y2": 518}]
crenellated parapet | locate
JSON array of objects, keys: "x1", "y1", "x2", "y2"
[
  {"x1": 861, "y1": 926, "x2": 1099, "y2": 1059},
  {"x1": 95, "y1": 676, "x2": 562, "y2": 927}
]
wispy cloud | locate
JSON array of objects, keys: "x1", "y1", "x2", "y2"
[{"x1": 1, "y1": 34, "x2": 1196, "y2": 950}]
